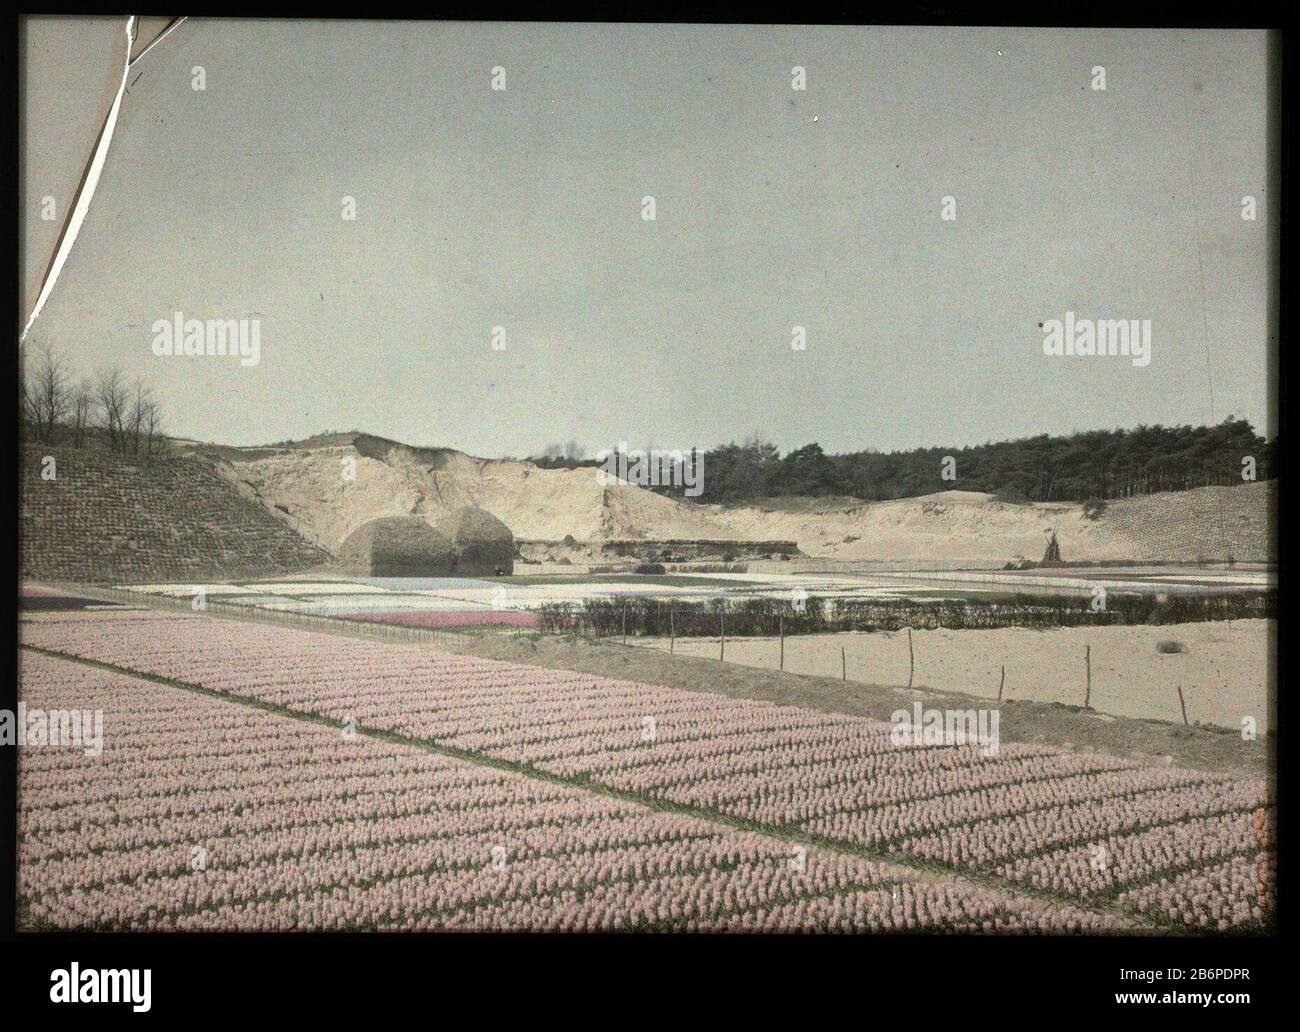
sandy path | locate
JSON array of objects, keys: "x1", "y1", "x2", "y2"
[{"x1": 639, "y1": 620, "x2": 1273, "y2": 734}]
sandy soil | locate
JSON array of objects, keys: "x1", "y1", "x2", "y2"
[
  {"x1": 713, "y1": 483, "x2": 1274, "y2": 564},
  {"x1": 433, "y1": 628, "x2": 1270, "y2": 780},
  {"x1": 215, "y1": 433, "x2": 1274, "y2": 564},
  {"x1": 714, "y1": 491, "x2": 1077, "y2": 564},
  {"x1": 637, "y1": 619, "x2": 1273, "y2": 735},
  {"x1": 224, "y1": 440, "x2": 731, "y2": 550}
]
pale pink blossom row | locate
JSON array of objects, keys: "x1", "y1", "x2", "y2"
[
  {"x1": 20, "y1": 615, "x2": 1270, "y2": 926},
  {"x1": 995, "y1": 811, "x2": 1273, "y2": 899},
  {"x1": 895, "y1": 781, "x2": 1265, "y2": 868},
  {"x1": 802, "y1": 767, "x2": 1217, "y2": 846},
  {"x1": 19, "y1": 651, "x2": 1114, "y2": 933},
  {"x1": 1117, "y1": 852, "x2": 1275, "y2": 931},
  {"x1": 345, "y1": 611, "x2": 539, "y2": 629}
]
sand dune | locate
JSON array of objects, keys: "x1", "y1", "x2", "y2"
[{"x1": 206, "y1": 433, "x2": 1274, "y2": 564}]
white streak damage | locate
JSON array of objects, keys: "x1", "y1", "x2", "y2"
[
  {"x1": 20, "y1": 16, "x2": 138, "y2": 343},
  {"x1": 130, "y1": 17, "x2": 187, "y2": 69}
]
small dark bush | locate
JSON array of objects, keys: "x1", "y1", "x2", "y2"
[{"x1": 1082, "y1": 499, "x2": 1108, "y2": 519}]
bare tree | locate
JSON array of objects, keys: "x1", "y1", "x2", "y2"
[
  {"x1": 21, "y1": 349, "x2": 165, "y2": 456},
  {"x1": 142, "y1": 398, "x2": 164, "y2": 457},
  {"x1": 94, "y1": 367, "x2": 129, "y2": 453},
  {"x1": 127, "y1": 378, "x2": 154, "y2": 455},
  {"x1": 71, "y1": 378, "x2": 94, "y2": 448},
  {"x1": 23, "y1": 343, "x2": 70, "y2": 444}
]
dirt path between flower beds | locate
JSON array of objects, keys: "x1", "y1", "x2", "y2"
[{"x1": 21, "y1": 641, "x2": 1150, "y2": 932}]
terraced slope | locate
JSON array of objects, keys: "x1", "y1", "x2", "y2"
[
  {"x1": 20, "y1": 446, "x2": 328, "y2": 584},
  {"x1": 1092, "y1": 482, "x2": 1275, "y2": 563}
]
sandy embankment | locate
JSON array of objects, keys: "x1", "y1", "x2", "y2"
[{"x1": 641, "y1": 619, "x2": 1273, "y2": 733}]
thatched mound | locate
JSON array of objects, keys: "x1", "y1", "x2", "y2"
[
  {"x1": 337, "y1": 516, "x2": 455, "y2": 576},
  {"x1": 436, "y1": 506, "x2": 514, "y2": 575},
  {"x1": 1041, "y1": 531, "x2": 1062, "y2": 566}
]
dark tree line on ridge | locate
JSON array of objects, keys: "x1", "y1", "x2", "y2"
[{"x1": 531, "y1": 421, "x2": 1276, "y2": 505}]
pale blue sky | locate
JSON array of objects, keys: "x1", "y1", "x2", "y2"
[{"x1": 22, "y1": 20, "x2": 1273, "y2": 456}]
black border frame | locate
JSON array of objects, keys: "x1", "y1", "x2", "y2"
[{"x1": 5, "y1": 8, "x2": 1287, "y2": 1017}]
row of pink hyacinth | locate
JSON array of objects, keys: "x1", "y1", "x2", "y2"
[
  {"x1": 343, "y1": 610, "x2": 540, "y2": 629},
  {"x1": 800, "y1": 767, "x2": 1216, "y2": 846},
  {"x1": 1116, "y1": 853, "x2": 1275, "y2": 931},
  {"x1": 894, "y1": 780, "x2": 1266, "y2": 870},
  {"x1": 995, "y1": 810, "x2": 1274, "y2": 898},
  {"x1": 20, "y1": 614, "x2": 1271, "y2": 925},
  {"x1": 18, "y1": 651, "x2": 1114, "y2": 932}
]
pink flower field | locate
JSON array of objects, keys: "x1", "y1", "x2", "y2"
[
  {"x1": 17, "y1": 650, "x2": 1109, "y2": 932},
  {"x1": 343, "y1": 610, "x2": 539, "y2": 630},
  {"x1": 19, "y1": 611, "x2": 1274, "y2": 931}
]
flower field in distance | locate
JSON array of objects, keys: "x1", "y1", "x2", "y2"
[{"x1": 20, "y1": 612, "x2": 1274, "y2": 932}]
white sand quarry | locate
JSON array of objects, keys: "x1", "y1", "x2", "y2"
[
  {"x1": 199, "y1": 434, "x2": 1274, "y2": 564},
  {"x1": 218, "y1": 439, "x2": 729, "y2": 550}
]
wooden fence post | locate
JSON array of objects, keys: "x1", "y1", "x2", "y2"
[
  {"x1": 1084, "y1": 645, "x2": 1092, "y2": 709},
  {"x1": 670, "y1": 608, "x2": 675, "y2": 655},
  {"x1": 779, "y1": 617, "x2": 784, "y2": 671},
  {"x1": 907, "y1": 628, "x2": 914, "y2": 688},
  {"x1": 1177, "y1": 685, "x2": 1189, "y2": 726},
  {"x1": 720, "y1": 610, "x2": 725, "y2": 661},
  {"x1": 841, "y1": 646, "x2": 846, "y2": 681},
  {"x1": 998, "y1": 665, "x2": 1005, "y2": 702}
]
